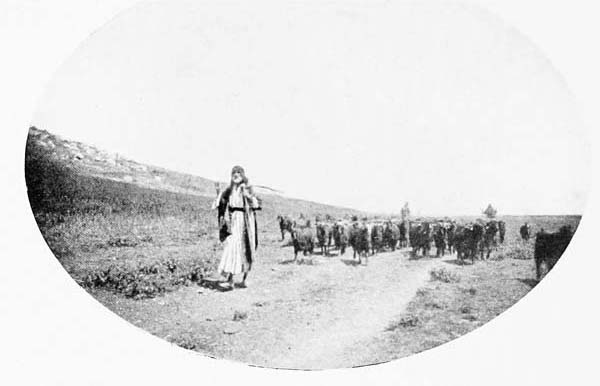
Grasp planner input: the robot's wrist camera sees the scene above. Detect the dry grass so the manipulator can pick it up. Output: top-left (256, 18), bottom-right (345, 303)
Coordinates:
top-left (351, 258), bottom-right (539, 363)
top-left (346, 214), bottom-right (581, 365)
top-left (25, 127), bottom-right (583, 368)
top-left (429, 267), bottom-right (461, 283)
top-left (25, 128), bottom-right (365, 299)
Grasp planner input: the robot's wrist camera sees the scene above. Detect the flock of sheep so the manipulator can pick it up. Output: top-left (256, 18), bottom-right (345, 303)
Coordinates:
top-left (276, 215), bottom-right (507, 265)
top-left (277, 214), bottom-right (576, 281)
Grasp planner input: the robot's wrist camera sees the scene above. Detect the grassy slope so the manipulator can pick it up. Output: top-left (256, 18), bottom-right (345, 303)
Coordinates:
top-left (25, 127), bottom-right (365, 297)
top-left (25, 126), bottom-right (581, 300)
top-left (25, 127), bottom-right (583, 364)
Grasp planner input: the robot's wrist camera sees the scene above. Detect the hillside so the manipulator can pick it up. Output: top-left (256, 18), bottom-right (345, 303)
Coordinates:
top-left (27, 127), bottom-right (279, 198)
top-left (25, 127), bottom-right (365, 223)
top-left (25, 127), bottom-right (367, 293)
top-left (23, 127), bottom-right (582, 369)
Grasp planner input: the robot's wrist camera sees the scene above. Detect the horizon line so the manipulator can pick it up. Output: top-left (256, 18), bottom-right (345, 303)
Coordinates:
top-left (27, 126), bottom-right (585, 218)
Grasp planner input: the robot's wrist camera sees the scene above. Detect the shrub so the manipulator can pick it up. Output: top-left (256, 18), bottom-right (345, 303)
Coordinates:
top-left (233, 311), bottom-right (248, 321)
top-left (386, 315), bottom-right (420, 331)
top-left (430, 268), bottom-right (461, 283)
top-left (80, 258), bottom-right (206, 299)
top-left (416, 287), bottom-right (429, 297)
top-left (107, 237), bottom-right (139, 248)
top-left (168, 334), bottom-right (198, 350)
top-left (424, 301), bottom-right (444, 309)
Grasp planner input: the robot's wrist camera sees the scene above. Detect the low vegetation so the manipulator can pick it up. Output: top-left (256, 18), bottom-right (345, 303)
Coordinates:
top-left (429, 267), bottom-right (461, 283)
top-left (80, 258), bottom-right (206, 299)
top-left (25, 127), bottom-right (582, 368)
top-left (349, 256), bottom-right (541, 364)
top-left (25, 127), bottom-right (364, 299)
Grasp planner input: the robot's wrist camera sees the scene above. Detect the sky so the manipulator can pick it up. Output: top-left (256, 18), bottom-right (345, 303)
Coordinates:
top-left (32, 0), bottom-right (590, 215)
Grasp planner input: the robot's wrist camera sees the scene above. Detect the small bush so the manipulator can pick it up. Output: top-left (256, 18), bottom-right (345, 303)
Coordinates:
top-left (80, 258), bottom-right (206, 299)
top-left (416, 287), bottom-right (429, 297)
top-left (461, 287), bottom-right (477, 296)
top-left (233, 311), bottom-right (248, 321)
top-left (424, 301), bottom-right (444, 309)
top-left (430, 268), bottom-right (461, 283)
top-left (107, 237), bottom-right (138, 248)
top-left (386, 315), bottom-right (420, 331)
top-left (168, 335), bottom-right (198, 350)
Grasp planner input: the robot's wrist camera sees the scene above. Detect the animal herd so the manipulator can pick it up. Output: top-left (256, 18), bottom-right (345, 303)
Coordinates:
top-left (277, 214), bottom-right (507, 264)
top-left (276, 214), bottom-right (575, 279)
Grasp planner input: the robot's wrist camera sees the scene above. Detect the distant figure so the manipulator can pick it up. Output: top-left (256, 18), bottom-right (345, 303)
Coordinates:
top-left (483, 204), bottom-right (497, 219)
top-left (520, 222), bottom-right (530, 241)
top-left (211, 166), bottom-right (261, 289)
top-left (401, 202), bottom-right (410, 221)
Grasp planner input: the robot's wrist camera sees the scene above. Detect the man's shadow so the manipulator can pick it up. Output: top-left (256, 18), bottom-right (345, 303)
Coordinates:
top-left (199, 278), bottom-right (233, 292)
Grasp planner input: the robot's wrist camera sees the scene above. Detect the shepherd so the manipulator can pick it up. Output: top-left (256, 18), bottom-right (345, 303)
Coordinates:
top-left (211, 165), bottom-right (261, 289)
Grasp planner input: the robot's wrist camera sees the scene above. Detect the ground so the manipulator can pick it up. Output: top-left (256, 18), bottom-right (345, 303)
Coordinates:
top-left (90, 238), bottom-right (539, 370)
top-left (25, 127), bottom-right (581, 370)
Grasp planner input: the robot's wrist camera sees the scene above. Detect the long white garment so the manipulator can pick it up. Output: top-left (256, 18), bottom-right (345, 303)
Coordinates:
top-left (215, 186), bottom-right (259, 275)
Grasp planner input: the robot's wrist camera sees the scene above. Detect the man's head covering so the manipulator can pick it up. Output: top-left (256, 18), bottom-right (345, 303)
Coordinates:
top-left (231, 165), bottom-right (245, 175)
top-left (230, 165), bottom-right (248, 184)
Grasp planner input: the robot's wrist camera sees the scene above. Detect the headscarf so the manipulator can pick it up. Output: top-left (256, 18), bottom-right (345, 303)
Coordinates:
top-left (231, 165), bottom-right (248, 185)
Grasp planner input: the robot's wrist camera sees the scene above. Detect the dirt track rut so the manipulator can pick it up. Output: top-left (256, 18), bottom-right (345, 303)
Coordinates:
top-left (96, 246), bottom-right (449, 369)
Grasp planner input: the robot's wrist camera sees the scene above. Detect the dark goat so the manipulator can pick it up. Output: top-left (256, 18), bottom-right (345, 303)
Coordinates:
top-left (520, 224), bottom-right (530, 241)
top-left (370, 223), bottom-right (385, 255)
top-left (332, 222), bottom-right (349, 255)
top-left (480, 220), bottom-right (498, 259)
top-left (348, 222), bottom-right (370, 264)
top-left (534, 226), bottom-right (573, 280)
top-left (383, 221), bottom-right (400, 251)
top-left (316, 222), bottom-right (333, 256)
top-left (291, 223), bottom-right (315, 260)
top-left (410, 222), bottom-right (433, 257)
top-left (433, 224), bottom-right (447, 257)
top-left (277, 215), bottom-right (295, 241)
top-left (498, 220), bottom-right (506, 244)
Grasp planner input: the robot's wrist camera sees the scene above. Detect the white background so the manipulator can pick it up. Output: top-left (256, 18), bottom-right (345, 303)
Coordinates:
top-left (0, 1), bottom-right (598, 385)
top-left (27, 0), bottom-right (590, 216)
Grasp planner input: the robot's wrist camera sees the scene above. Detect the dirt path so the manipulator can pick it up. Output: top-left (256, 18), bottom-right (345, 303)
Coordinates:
top-left (94, 245), bottom-right (450, 369)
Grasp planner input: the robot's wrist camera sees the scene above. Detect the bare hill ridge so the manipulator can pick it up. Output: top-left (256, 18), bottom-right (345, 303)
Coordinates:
top-left (25, 127), bottom-right (364, 220)
top-left (28, 126), bottom-right (234, 198)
